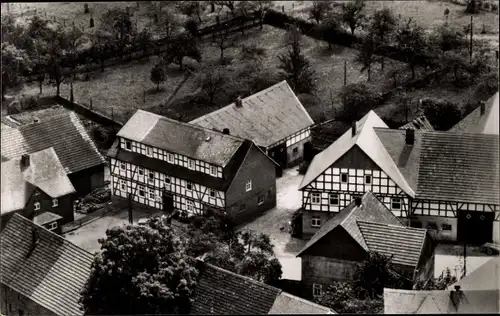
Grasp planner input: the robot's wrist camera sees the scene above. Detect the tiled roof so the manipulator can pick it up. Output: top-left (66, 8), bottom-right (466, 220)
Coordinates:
top-left (189, 81), bottom-right (315, 148)
top-left (297, 191), bottom-right (405, 257)
top-left (399, 115), bottom-right (434, 131)
top-left (383, 288), bottom-right (500, 314)
top-left (117, 110), bottom-right (245, 167)
top-left (107, 138), bottom-right (254, 191)
top-left (299, 111), bottom-right (415, 198)
top-left (2, 105), bottom-right (69, 126)
top-left (191, 261), bottom-right (333, 315)
top-left (449, 92), bottom-right (499, 135)
top-left (0, 213), bottom-right (94, 316)
top-left (33, 211), bottom-right (63, 226)
top-left (1, 147), bottom-right (76, 214)
top-left (356, 221), bottom-right (427, 267)
top-left (449, 256), bottom-right (500, 291)
top-left (1, 110), bottom-right (106, 174)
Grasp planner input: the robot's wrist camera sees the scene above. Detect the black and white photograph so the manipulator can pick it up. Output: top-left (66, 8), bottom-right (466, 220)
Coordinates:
top-left (0, 0), bottom-right (498, 315)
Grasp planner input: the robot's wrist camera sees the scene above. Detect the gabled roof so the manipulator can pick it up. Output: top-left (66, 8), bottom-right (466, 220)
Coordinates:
top-left (191, 261), bottom-right (333, 315)
top-left (399, 115), bottom-right (434, 131)
top-left (1, 147), bottom-right (76, 214)
top-left (117, 110), bottom-right (246, 167)
top-left (0, 213), bottom-right (94, 316)
top-left (449, 92), bottom-right (499, 135)
top-left (189, 80), bottom-right (315, 148)
top-left (299, 111), bottom-right (415, 198)
top-left (449, 256), bottom-right (500, 291)
top-left (1, 110), bottom-right (106, 174)
top-left (383, 288), bottom-right (500, 314)
top-left (297, 191), bottom-right (405, 257)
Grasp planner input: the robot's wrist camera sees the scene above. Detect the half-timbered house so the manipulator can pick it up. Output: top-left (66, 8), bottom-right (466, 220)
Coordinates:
top-left (299, 110), bottom-right (499, 244)
top-left (108, 110), bottom-right (278, 225)
top-left (189, 80), bottom-right (315, 173)
top-left (297, 192), bottom-right (435, 299)
top-left (1, 148), bottom-right (76, 231)
top-left (448, 92), bottom-right (499, 135)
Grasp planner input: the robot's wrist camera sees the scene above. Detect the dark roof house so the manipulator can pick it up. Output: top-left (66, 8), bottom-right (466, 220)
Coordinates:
top-left (0, 213), bottom-right (94, 316)
top-left (191, 261), bottom-right (334, 315)
top-left (449, 92), bottom-right (499, 135)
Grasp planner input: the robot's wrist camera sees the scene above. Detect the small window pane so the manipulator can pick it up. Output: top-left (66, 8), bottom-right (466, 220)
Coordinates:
top-left (341, 173), bottom-right (348, 183)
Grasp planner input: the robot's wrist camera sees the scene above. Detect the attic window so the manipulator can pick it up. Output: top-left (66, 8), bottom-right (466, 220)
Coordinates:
top-left (120, 161), bottom-right (126, 170)
top-left (329, 194), bottom-right (339, 205)
top-left (365, 175), bottom-right (372, 184)
top-left (341, 173), bottom-right (348, 183)
top-left (125, 140), bottom-right (132, 150)
top-left (391, 198), bottom-right (401, 210)
top-left (52, 199), bottom-right (58, 207)
top-left (34, 202), bottom-right (41, 211)
top-left (311, 192), bottom-right (321, 204)
top-left (188, 159), bottom-right (195, 170)
top-left (167, 153), bottom-right (174, 163)
top-left (210, 166), bottom-right (217, 176)
top-left (245, 180), bottom-right (252, 192)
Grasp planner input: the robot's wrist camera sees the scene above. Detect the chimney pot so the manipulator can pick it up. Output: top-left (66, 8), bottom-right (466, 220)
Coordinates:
top-left (406, 129), bottom-right (415, 145)
top-left (351, 121), bottom-right (357, 137)
top-left (21, 154), bottom-right (30, 168)
top-left (235, 96), bottom-right (243, 107)
top-left (222, 128), bottom-right (230, 135)
top-left (480, 101), bottom-right (486, 115)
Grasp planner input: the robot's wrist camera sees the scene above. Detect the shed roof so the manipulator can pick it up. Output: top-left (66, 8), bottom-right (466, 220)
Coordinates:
top-left (0, 213), bottom-right (94, 316)
top-left (189, 80), bottom-right (315, 148)
top-left (399, 115), bottom-right (434, 131)
top-left (449, 92), bottom-right (499, 135)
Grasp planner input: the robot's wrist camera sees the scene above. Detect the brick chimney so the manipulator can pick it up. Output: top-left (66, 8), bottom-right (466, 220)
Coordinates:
top-left (406, 129), bottom-right (415, 145)
top-left (222, 128), bottom-right (230, 135)
top-left (351, 121), bottom-right (357, 137)
top-left (20, 154), bottom-right (30, 169)
top-left (235, 96), bottom-right (243, 107)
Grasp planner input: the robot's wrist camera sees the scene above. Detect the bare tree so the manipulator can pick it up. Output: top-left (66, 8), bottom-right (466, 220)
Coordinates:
top-left (342, 0), bottom-right (366, 35)
top-left (214, 28), bottom-right (233, 60)
top-left (196, 65), bottom-right (230, 104)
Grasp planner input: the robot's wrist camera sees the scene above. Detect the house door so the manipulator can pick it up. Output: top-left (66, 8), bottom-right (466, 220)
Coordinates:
top-left (162, 191), bottom-right (174, 214)
top-left (457, 210), bottom-right (494, 244)
top-left (269, 143), bottom-right (287, 177)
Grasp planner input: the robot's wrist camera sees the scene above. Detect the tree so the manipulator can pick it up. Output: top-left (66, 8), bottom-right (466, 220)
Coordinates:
top-left (430, 24), bottom-right (467, 55)
top-left (163, 34), bottom-right (202, 70)
top-left (319, 13), bottom-right (342, 49)
top-left (177, 1), bottom-right (206, 23)
top-left (65, 26), bottom-right (85, 80)
top-left (465, 0), bottom-right (482, 14)
top-left (185, 19), bottom-right (200, 37)
top-left (342, 0), bottom-right (366, 35)
top-left (242, 0), bottom-right (273, 29)
top-left (421, 97), bottom-right (463, 131)
top-left (90, 28), bottom-right (114, 72)
top-left (277, 26), bottom-right (316, 94)
top-left (394, 19), bottom-right (431, 79)
top-left (150, 64), bottom-right (165, 91)
top-left (137, 28), bottom-right (152, 57)
top-left (214, 1), bottom-right (236, 16)
top-left (314, 282), bottom-right (384, 314)
top-left (309, 1), bottom-right (332, 24)
top-left (45, 25), bottom-right (70, 96)
top-left (354, 34), bottom-right (379, 81)
top-left (195, 64), bottom-right (230, 104)
top-left (80, 217), bottom-right (199, 315)
top-left (414, 267), bottom-right (458, 290)
top-left (337, 83), bottom-right (383, 121)
top-left (213, 29), bottom-right (234, 60)
top-left (156, 6), bottom-right (182, 40)
top-left (99, 8), bottom-right (136, 57)
top-left (368, 8), bottom-right (397, 70)
top-left (240, 43), bottom-right (266, 62)
top-left (1, 42), bottom-right (30, 100)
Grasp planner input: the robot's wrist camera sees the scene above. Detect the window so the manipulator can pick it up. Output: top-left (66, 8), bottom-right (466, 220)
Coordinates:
top-left (49, 222), bottom-right (57, 231)
top-left (311, 192), bottom-right (321, 204)
top-left (258, 195), bottom-right (264, 205)
top-left (442, 223), bottom-right (452, 231)
top-left (210, 166), bottom-right (217, 176)
top-left (138, 167), bottom-right (144, 176)
top-left (313, 283), bottom-right (323, 297)
top-left (365, 175), bottom-right (372, 184)
top-left (120, 179), bottom-right (127, 191)
top-left (148, 171), bottom-right (155, 183)
top-left (341, 173), bottom-right (348, 183)
top-left (427, 222), bottom-right (438, 230)
top-left (164, 176), bottom-right (171, 187)
top-left (329, 194), bottom-right (339, 205)
top-left (120, 161), bottom-right (126, 170)
top-left (138, 186), bottom-right (145, 197)
top-left (125, 140), bottom-right (132, 150)
top-left (166, 153), bottom-right (174, 163)
top-left (186, 182), bottom-right (193, 191)
top-left (146, 147), bottom-right (153, 157)
top-left (34, 202), bottom-right (40, 210)
top-left (208, 189), bottom-right (216, 198)
top-left (292, 147), bottom-right (299, 155)
top-left (188, 159), bottom-right (195, 170)
top-left (311, 216), bottom-right (321, 227)
top-left (391, 198), bottom-right (401, 210)
top-left (52, 198), bottom-right (58, 207)
top-left (186, 200), bottom-right (194, 212)
top-left (149, 187), bottom-right (155, 200)
top-left (245, 180), bottom-right (252, 192)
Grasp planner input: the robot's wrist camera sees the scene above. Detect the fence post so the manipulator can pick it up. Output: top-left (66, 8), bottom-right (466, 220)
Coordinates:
top-left (344, 61), bottom-right (347, 86)
top-left (90, 97), bottom-right (93, 110)
top-left (111, 108), bottom-right (114, 120)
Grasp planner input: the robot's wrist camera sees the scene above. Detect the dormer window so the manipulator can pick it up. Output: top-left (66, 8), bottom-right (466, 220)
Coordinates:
top-left (34, 202), bottom-right (41, 210)
top-left (245, 180), bottom-right (252, 192)
top-left (125, 140), bottom-right (132, 151)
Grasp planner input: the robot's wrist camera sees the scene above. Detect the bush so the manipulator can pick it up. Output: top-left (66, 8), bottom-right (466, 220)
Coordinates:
top-left (337, 83), bottom-right (383, 121)
top-left (421, 98), bottom-right (463, 131)
top-left (298, 161), bottom-right (310, 175)
top-left (492, 2), bottom-right (498, 12)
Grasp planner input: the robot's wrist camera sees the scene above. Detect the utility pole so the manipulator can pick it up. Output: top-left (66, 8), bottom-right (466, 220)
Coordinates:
top-left (344, 61), bottom-right (347, 86)
top-left (469, 16), bottom-right (473, 64)
top-left (462, 242), bottom-right (467, 279)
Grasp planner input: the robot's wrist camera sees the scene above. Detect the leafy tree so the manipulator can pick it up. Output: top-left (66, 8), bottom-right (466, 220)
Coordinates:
top-left (354, 34), bottom-right (380, 81)
top-left (163, 34), bottom-right (202, 70)
top-left (368, 8), bottom-right (397, 70)
top-left (309, 1), bottom-right (332, 24)
top-left (465, 0), bottom-right (482, 14)
top-left (195, 64), bottom-right (230, 104)
top-left (440, 51), bottom-right (467, 82)
top-left (277, 26), bottom-right (316, 94)
top-left (137, 27), bottom-right (152, 57)
top-left (319, 13), bottom-right (343, 49)
top-left (414, 267), bottom-right (458, 290)
top-left (150, 64), bottom-right (165, 91)
top-left (213, 29), bottom-right (234, 60)
top-left (177, 1), bottom-right (206, 23)
top-left (1, 15), bottom-right (28, 50)
top-left (156, 6), bottom-right (182, 40)
top-left (314, 282), bottom-right (383, 314)
top-left (337, 83), bottom-right (383, 121)
top-left (65, 26), bottom-right (85, 80)
top-left (242, 0), bottom-right (273, 29)
top-left (394, 19), bottom-right (431, 79)
top-left (214, 1), bottom-right (236, 16)
top-left (185, 19), bottom-right (200, 37)
top-left (99, 8), bottom-right (136, 57)
top-left (431, 24), bottom-right (468, 55)
top-left (421, 98), bottom-right (463, 131)
top-left (79, 217), bottom-right (198, 315)
top-left (1, 42), bottom-right (31, 100)
top-left (342, 0), bottom-right (366, 35)
top-left (45, 25), bottom-right (70, 96)
top-left (90, 28), bottom-right (114, 72)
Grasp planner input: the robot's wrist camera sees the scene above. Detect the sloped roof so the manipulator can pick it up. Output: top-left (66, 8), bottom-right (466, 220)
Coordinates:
top-left (117, 110), bottom-right (245, 167)
top-left (191, 261), bottom-right (333, 315)
top-left (449, 256), bottom-right (500, 291)
top-left (297, 191), bottom-right (405, 257)
top-left (449, 92), bottom-right (499, 135)
top-left (383, 288), bottom-right (500, 314)
top-left (399, 115), bottom-right (434, 131)
top-left (1, 147), bottom-right (76, 214)
top-left (299, 111), bottom-right (415, 198)
top-left (33, 211), bottom-right (63, 226)
top-left (1, 110), bottom-right (105, 174)
top-left (2, 105), bottom-right (69, 126)
top-left (0, 213), bottom-right (94, 316)
top-left (189, 80), bottom-right (315, 148)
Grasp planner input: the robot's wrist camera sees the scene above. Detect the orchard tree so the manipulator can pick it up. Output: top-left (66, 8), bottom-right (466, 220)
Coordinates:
top-left (277, 26), bottom-right (316, 94)
top-left (90, 28), bottom-right (114, 72)
top-left (79, 217), bottom-right (199, 315)
top-left (150, 63), bottom-right (165, 91)
top-left (342, 0), bottom-right (366, 35)
top-left (368, 8), bottom-right (397, 70)
top-left (195, 64), bottom-right (230, 104)
top-left (309, 1), bottom-right (332, 24)
top-left (214, 1), bottom-right (236, 16)
top-left (177, 1), bottom-right (206, 23)
top-left (354, 34), bottom-right (380, 81)
top-left (99, 8), bottom-right (136, 57)
top-left (243, 0), bottom-right (273, 29)
top-left (394, 19), bottom-right (431, 79)
top-left (163, 34), bottom-right (202, 70)
top-left (421, 97), bottom-right (463, 131)
top-left (137, 27), bottom-right (153, 57)
top-left (320, 13), bottom-right (343, 49)
top-left (45, 25), bottom-right (70, 96)
top-left (65, 26), bottom-right (85, 80)
top-left (1, 42), bottom-right (31, 100)
top-left (337, 82), bottom-right (383, 121)
top-left (157, 6), bottom-right (182, 40)
top-left (213, 29), bottom-right (234, 60)
top-left (430, 24), bottom-right (467, 55)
